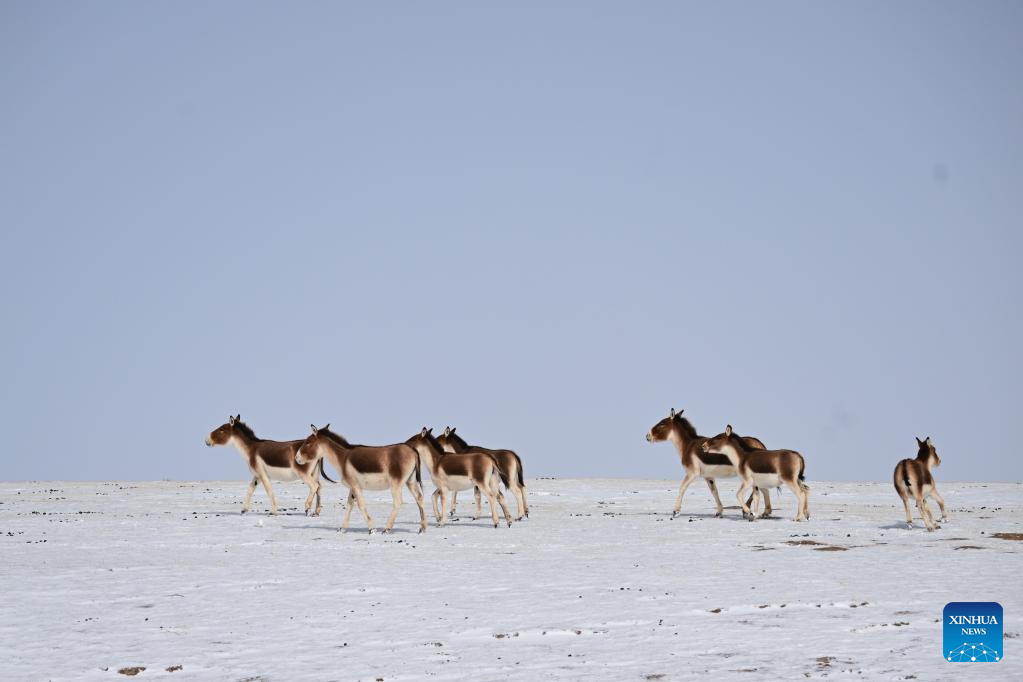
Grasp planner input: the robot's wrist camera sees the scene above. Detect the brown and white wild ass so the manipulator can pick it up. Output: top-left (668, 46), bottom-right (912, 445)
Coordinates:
top-left (295, 425), bottom-right (427, 534)
top-left (205, 415), bottom-right (335, 515)
top-left (646, 408), bottom-right (772, 517)
top-left (701, 425), bottom-right (810, 521)
top-left (893, 437), bottom-right (947, 531)
top-left (436, 426), bottom-right (529, 521)
top-left (406, 428), bottom-right (513, 528)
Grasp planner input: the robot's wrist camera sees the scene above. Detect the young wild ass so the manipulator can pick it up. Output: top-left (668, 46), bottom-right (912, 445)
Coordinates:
top-left (436, 426), bottom-right (529, 521)
top-left (893, 437), bottom-right (947, 531)
top-left (406, 428), bottom-right (513, 528)
top-left (646, 408), bottom-right (772, 517)
top-left (701, 425), bottom-right (810, 522)
top-left (295, 425), bottom-right (427, 534)
top-left (205, 415), bottom-right (335, 515)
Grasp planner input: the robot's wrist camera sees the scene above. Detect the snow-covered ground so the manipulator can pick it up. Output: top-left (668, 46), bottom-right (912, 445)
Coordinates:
top-left (1, 479), bottom-right (1020, 681)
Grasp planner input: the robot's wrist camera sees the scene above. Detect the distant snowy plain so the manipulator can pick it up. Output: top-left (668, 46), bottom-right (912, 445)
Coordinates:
top-left (1, 479), bottom-right (1020, 681)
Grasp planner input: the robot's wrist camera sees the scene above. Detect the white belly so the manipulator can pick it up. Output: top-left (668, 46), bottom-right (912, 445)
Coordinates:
top-left (699, 465), bottom-right (737, 479)
top-left (751, 473), bottom-right (782, 488)
top-left (444, 475), bottom-right (475, 492)
top-left (265, 465), bottom-right (299, 482)
top-left (351, 472), bottom-right (392, 490)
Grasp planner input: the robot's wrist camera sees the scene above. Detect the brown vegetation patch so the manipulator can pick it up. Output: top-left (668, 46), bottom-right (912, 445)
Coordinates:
top-left (954, 545), bottom-right (985, 550)
top-left (814, 545), bottom-right (848, 552)
top-left (118, 668), bottom-right (146, 677)
top-left (993, 532), bottom-right (1023, 541)
top-left (785, 540), bottom-right (825, 546)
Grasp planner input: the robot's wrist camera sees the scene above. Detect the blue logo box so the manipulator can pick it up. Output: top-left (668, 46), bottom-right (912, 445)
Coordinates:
top-left (944, 602), bottom-right (1003, 662)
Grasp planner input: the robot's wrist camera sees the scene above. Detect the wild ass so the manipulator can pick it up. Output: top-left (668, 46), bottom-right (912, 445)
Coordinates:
top-left (436, 426), bottom-right (529, 521)
top-left (295, 425), bottom-right (427, 534)
top-left (205, 415), bottom-right (335, 515)
top-left (701, 425), bottom-right (810, 522)
top-left (893, 437), bottom-right (947, 531)
top-left (406, 428), bottom-right (513, 528)
top-left (646, 408), bottom-right (772, 517)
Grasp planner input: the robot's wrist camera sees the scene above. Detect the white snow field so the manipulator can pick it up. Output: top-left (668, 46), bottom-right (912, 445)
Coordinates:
top-left (1, 479), bottom-right (1020, 681)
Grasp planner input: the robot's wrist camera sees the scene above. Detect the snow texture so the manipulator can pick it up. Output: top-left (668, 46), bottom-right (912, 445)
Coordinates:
top-left (1, 479), bottom-right (1020, 681)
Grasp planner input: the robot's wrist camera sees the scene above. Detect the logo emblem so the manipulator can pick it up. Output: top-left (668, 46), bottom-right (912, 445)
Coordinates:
top-left (944, 602), bottom-right (1002, 662)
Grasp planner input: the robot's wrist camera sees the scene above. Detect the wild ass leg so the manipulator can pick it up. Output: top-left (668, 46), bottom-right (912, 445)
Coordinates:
top-left (705, 478), bottom-right (725, 517)
top-left (493, 480), bottom-right (513, 528)
top-left (912, 489), bottom-right (936, 531)
top-left (899, 492), bottom-right (914, 527)
top-left (255, 466), bottom-right (278, 515)
top-left (672, 471), bottom-right (698, 517)
top-left (761, 488), bottom-right (773, 517)
top-left (340, 490), bottom-right (355, 532)
top-left (785, 480), bottom-right (807, 521)
top-left (433, 490), bottom-right (446, 523)
top-left (511, 481), bottom-right (526, 522)
top-left (736, 478), bottom-right (754, 521)
top-left (296, 469), bottom-right (320, 516)
top-left (351, 487), bottom-right (374, 533)
top-left (473, 486), bottom-right (482, 520)
top-left (437, 488), bottom-right (449, 527)
top-left (383, 484), bottom-right (403, 532)
top-left (406, 478), bottom-right (427, 533)
top-left (449, 491), bottom-right (458, 517)
top-left (931, 488), bottom-right (948, 522)
top-left (241, 476), bottom-right (259, 514)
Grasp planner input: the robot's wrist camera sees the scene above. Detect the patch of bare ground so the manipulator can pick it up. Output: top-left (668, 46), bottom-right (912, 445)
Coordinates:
top-left (166, 665), bottom-right (182, 672)
top-left (954, 545), bottom-right (985, 550)
top-left (814, 545), bottom-right (848, 551)
top-left (118, 668), bottom-right (145, 677)
top-left (785, 540), bottom-right (824, 546)
top-left (993, 532), bottom-right (1023, 541)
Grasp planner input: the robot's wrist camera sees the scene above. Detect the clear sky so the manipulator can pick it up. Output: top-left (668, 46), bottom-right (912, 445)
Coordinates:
top-left (2, 2), bottom-right (1020, 482)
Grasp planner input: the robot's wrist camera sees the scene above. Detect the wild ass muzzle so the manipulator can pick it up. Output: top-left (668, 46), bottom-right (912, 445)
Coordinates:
top-left (646, 408), bottom-right (772, 517)
top-left (893, 437), bottom-right (947, 531)
top-left (437, 426), bottom-right (529, 521)
top-left (406, 428), bottom-right (513, 528)
top-left (295, 425), bottom-right (427, 534)
top-left (205, 415), bottom-right (335, 515)
top-left (701, 425), bottom-right (810, 522)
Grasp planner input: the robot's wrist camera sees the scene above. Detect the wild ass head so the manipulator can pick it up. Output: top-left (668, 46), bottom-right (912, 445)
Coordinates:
top-left (437, 426), bottom-right (468, 452)
top-left (295, 423), bottom-right (331, 466)
top-left (407, 427), bottom-right (444, 454)
top-left (700, 425), bottom-right (744, 464)
top-left (916, 436), bottom-right (941, 468)
top-left (206, 415), bottom-right (246, 447)
top-left (646, 408), bottom-right (693, 442)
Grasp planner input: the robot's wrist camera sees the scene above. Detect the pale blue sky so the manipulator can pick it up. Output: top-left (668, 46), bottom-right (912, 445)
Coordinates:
top-left (2, 2), bottom-right (1020, 481)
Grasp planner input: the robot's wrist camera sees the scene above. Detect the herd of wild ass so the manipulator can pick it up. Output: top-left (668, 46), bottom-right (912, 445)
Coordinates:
top-left (204, 407), bottom-right (948, 533)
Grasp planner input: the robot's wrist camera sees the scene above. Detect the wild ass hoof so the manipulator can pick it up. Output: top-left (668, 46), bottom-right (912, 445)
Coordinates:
top-left (240, 509), bottom-right (248, 515)
top-left (714, 511), bottom-right (723, 518)
top-left (671, 510), bottom-right (680, 519)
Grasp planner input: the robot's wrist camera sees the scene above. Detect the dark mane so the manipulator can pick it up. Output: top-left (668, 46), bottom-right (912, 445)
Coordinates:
top-left (673, 415), bottom-right (699, 440)
top-left (424, 430), bottom-right (446, 454)
top-left (446, 431), bottom-right (470, 450)
top-left (728, 432), bottom-right (753, 451)
top-left (232, 420), bottom-right (261, 442)
top-left (320, 427), bottom-right (351, 448)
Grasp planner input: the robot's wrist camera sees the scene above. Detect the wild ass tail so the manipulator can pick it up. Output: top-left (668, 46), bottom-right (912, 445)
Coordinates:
top-left (318, 458), bottom-right (337, 484)
top-left (414, 452), bottom-right (423, 486)
top-left (514, 453), bottom-right (525, 489)
top-left (797, 457), bottom-right (810, 491)
top-left (489, 455), bottom-right (510, 489)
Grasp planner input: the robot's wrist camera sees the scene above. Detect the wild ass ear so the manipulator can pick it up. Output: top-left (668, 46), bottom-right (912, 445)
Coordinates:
top-left (421, 427), bottom-right (428, 436)
top-left (924, 436), bottom-right (932, 445)
top-left (427, 427), bottom-right (434, 434)
top-left (323, 423), bottom-right (329, 431)
top-left (916, 436), bottom-right (923, 446)
top-left (669, 407), bottom-right (676, 418)
top-left (444, 426), bottom-right (451, 436)
top-left (725, 424), bottom-right (733, 436)
top-left (310, 424), bottom-right (318, 434)
top-left (229, 415), bottom-right (237, 425)
top-left (450, 427), bottom-right (456, 434)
